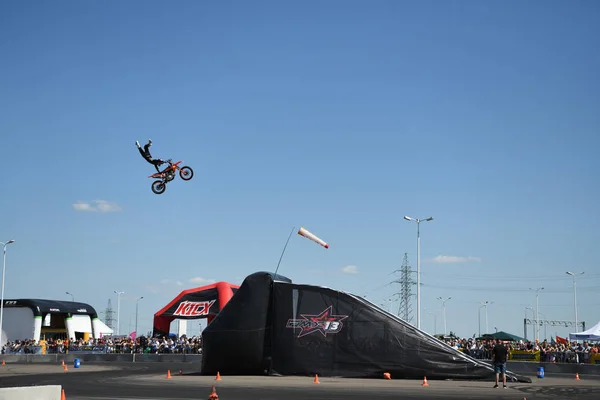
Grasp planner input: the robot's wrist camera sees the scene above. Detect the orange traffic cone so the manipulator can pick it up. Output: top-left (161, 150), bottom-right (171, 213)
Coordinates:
top-left (422, 376), bottom-right (429, 386)
top-left (63, 364), bottom-right (68, 372)
top-left (61, 360), bottom-right (65, 366)
top-left (215, 371), bottom-right (222, 380)
top-left (166, 370), bottom-right (172, 379)
top-left (383, 372), bottom-right (391, 380)
top-left (1, 360), bottom-right (5, 366)
top-left (61, 389), bottom-right (67, 400)
top-left (313, 374), bottom-right (320, 384)
top-left (208, 385), bottom-right (219, 400)
top-left (575, 373), bottom-right (580, 380)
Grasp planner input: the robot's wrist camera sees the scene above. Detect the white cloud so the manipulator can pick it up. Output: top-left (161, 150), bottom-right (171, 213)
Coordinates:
top-left (73, 200), bottom-right (122, 213)
top-left (341, 265), bottom-right (359, 274)
top-left (430, 255), bottom-right (483, 264)
top-left (189, 277), bottom-right (216, 285)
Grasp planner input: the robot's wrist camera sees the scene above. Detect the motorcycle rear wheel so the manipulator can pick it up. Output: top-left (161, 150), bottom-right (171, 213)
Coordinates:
top-left (152, 180), bottom-right (166, 194)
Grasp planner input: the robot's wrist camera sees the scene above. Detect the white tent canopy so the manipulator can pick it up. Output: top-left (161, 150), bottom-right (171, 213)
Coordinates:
top-left (94, 319), bottom-right (114, 336)
top-left (569, 319), bottom-right (600, 341)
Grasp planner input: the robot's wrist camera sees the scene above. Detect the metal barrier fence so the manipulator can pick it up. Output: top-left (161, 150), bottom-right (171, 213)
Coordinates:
top-left (459, 348), bottom-right (598, 364)
top-left (5, 345), bottom-right (597, 364)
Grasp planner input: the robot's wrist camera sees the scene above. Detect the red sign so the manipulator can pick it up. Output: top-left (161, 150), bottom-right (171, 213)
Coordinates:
top-left (173, 300), bottom-right (216, 317)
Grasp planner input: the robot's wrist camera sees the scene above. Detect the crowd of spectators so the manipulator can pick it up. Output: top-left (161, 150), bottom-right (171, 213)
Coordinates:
top-left (442, 337), bottom-right (599, 363)
top-left (3, 334), bottom-right (599, 364)
top-left (2, 335), bottom-right (203, 355)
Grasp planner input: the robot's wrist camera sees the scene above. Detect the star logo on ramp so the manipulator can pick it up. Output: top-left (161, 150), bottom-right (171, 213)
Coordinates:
top-left (286, 306), bottom-right (349, 338)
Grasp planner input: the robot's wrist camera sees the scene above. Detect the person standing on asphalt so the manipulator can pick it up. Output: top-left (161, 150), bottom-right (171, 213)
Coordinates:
top-left (492, 339), bottom-right (509, 388)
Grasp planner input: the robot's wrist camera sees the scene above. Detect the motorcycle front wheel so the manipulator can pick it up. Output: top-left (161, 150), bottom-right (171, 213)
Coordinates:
top-left (179, 166), bottom-right (194, 181)
top-left (152, 180), bottom-right (166, 194)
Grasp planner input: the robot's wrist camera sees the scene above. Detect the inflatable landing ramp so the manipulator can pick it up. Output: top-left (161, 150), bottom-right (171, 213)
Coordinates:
top-left (201, 272), bottom-right (531, 383)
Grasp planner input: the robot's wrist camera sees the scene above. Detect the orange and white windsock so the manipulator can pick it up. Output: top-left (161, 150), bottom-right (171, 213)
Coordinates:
top-left (298, 227), bottom-right (329, 249)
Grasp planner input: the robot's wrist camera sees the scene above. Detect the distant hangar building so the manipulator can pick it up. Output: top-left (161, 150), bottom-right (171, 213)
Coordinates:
top-left (1, 299), bottom-right (113, 342)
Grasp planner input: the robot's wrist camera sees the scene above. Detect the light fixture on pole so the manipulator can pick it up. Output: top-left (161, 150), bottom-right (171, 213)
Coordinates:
top-left (529, 287), bottom-right (544, 342)
top-left (114, 290), bottom-right (124, 336)
top-left (437, 296), bottom-right (451, 335)
top-left (66, 292), bottom-right (74, 302)
top-left (403, 215), bottom-right (434, 330)
top-left (566, 271), bottom-right (584, 332)
top-left (0, 240), bottom-right (15, 352)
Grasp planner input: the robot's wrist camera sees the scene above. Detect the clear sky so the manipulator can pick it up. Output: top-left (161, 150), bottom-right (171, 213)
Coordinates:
top-left (1, 0), bottom-right (599, 341)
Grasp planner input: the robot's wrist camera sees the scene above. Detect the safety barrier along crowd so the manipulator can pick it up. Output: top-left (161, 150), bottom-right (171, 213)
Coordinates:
top-left (458, 347), bottom-right (600, 364)
top-left (5, 345), bottom-right (600, 364)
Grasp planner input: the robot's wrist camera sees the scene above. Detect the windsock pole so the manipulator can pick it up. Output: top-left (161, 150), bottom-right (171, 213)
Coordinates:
top-left (274, 226), bottom-right (295, 277)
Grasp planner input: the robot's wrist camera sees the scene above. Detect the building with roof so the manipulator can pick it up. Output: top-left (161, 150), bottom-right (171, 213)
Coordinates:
top-left (1, 299), bottom-right (113, 343)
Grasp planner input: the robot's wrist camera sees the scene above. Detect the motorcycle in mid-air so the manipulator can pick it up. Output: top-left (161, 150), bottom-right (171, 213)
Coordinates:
top-left (148, 159), bottom-right (193, 194)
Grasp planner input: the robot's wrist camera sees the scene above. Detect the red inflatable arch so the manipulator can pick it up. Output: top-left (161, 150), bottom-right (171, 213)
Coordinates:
top-left (152, 281), bottom-right (239, 337)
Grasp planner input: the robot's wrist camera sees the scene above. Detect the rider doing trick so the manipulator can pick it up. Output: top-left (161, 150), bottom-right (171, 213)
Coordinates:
top-left (135, 138), bottom-right (194, 195)
top-left (136, 139), bottom-right (166, 173)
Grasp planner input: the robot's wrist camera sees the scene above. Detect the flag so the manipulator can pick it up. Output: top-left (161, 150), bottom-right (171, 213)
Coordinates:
top-left (555, 335), bottom-right (568, 344)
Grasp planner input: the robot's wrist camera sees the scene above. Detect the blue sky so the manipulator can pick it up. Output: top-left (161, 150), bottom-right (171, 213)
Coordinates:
top-left (1, 0), bottom-right (598, 341)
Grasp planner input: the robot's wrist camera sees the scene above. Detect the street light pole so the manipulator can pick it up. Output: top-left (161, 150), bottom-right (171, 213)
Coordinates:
top-left (114, 290), bottom-right (124, 336)
top-left (529, 287), bottom-right (544, 342)
top-left (404, 215), bottom-right (434, 331)
top-left (437, 296), bottom-right (451, 335)
top-left (483, 301), bottom-right (493, 335)
top-left (525, 306), bottom-right (534, 319)
top-left (135, 296), bottom-right (143, 338)
top-left (478, 304), bottom-right (487, 336)
top-left (566, 271), bottom-right (584, 332)
top-left (425, 309), bottom-right (437, 335)
top-left (538, 312), bottom-right (548, 341)
top-left (524, 306), bottom-right (534, 341)
top-left (134, 296), bottom-right (143, 361)
top-left (66, 292), bottom-right (74, 302)
top-left (0, 240), bottom-right (15, 352)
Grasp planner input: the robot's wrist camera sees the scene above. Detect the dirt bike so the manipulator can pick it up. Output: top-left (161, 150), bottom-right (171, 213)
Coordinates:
top-left (148, 159), bottom-right (193, 194)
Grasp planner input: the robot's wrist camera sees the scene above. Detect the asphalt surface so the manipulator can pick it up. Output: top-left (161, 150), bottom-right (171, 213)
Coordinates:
top-left (1, 361), bottom-right (599, 400)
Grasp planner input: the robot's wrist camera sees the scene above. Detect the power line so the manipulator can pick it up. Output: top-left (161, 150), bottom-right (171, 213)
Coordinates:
top-left (362, 271), bottom-right (600, 305)
top-left (419, 272), bottom-right (600, 282)
top-left (422, 283), bottom-right (600, 293)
